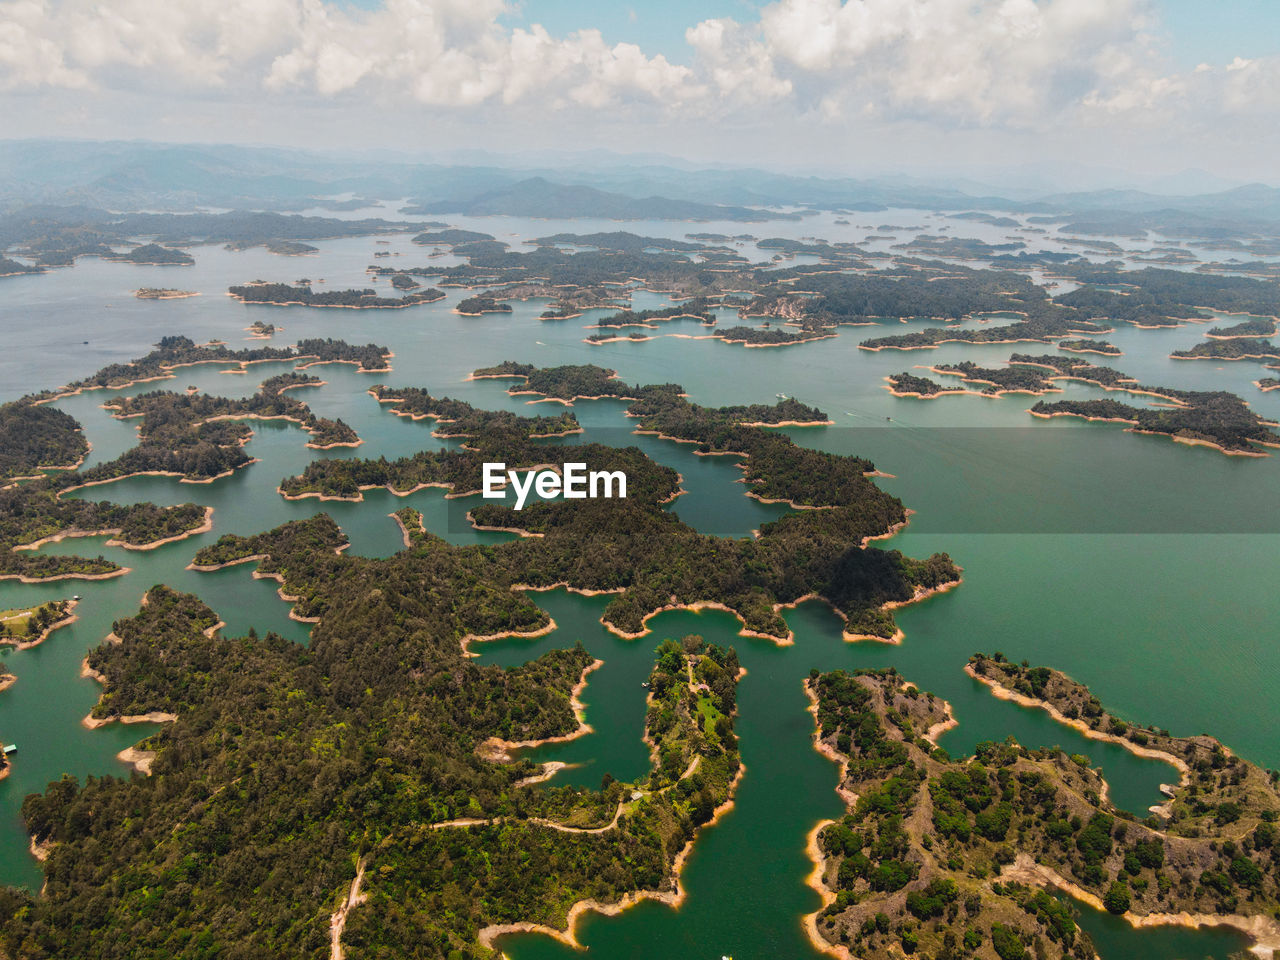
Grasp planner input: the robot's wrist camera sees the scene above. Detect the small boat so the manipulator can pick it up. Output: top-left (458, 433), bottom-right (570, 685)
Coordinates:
top-left (776, 393), bottom-right (788, 400)
top-left (72, 595), bottom-right (82, 601)
top-left (2, 744), bottom-right (16, 756)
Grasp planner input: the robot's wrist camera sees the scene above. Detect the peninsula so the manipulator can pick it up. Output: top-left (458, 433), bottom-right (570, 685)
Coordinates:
top-left (805, 655), bottom-right (1280, 959)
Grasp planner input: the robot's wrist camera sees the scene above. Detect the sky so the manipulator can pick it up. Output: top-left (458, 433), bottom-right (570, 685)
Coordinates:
top-left (1, 0), bottom-right (1278, 188)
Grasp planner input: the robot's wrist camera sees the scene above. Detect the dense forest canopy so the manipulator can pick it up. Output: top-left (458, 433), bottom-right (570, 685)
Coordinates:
top-left (808, 657), bottom-right (1280, 959)
top-left (0, 402), bottom-right (87, 480)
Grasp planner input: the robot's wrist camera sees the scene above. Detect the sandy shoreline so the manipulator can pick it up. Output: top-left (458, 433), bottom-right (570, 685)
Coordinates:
top-left (800, 680), bottom-right (860, 959)
top-left (1029, 410), bottom-right (1272, 457)
top-left (459, 618), bottom-right (559, 658)
top-left (477, 762), bottom-right (747, 953)
top-left (0, 599), bottom-right (79, 650)
top-left (476, 658), bottom-right (602, 756)
top-left (1001, 852), bottom-right (1280, 955)
top-left (965, 664), bottom-right (1188, 783)
top-left (82, 709), bottom-right (178, 730)
top-left (842, 576), bottom-right (962, 645)
top-left (603, 600), bottom-right (793, 646)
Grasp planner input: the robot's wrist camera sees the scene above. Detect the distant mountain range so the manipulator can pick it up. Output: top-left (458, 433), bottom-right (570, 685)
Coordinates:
top-left (2, 139), bottom-right (1279, 236)
top-left (408, 177), bottom-right (801, 222)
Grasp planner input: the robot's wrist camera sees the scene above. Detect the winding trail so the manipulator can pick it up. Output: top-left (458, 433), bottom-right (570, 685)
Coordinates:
top-left (329, 855), bottom-right (369, 960)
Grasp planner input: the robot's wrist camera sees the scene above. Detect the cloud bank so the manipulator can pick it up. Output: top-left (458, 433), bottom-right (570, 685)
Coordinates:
top-left (0, 0), bottom-right (1274, 169)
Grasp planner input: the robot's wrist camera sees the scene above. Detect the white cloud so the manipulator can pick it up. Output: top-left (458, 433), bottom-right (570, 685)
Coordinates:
top-left (0, 0), bottom-right (695, 112)
top-left (691, 0), bottom-right (1159, 126)
top-left (686, 18), bottom-right (792, 103)
top-left (1, 0), bottom-right (1278, 148)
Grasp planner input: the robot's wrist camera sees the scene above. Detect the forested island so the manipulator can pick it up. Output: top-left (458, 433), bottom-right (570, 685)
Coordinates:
top-left (1029, 393), bottom-right (1279, 455)
top-left (1057, 339), bottom-right (1121, 356)
top-left (455, 296), bottom-right (514, 316)
top-left (25, 335), bottom-right (391, 402)
top-left (713, 325), bottom-right (837, 347)
top-left (1056, 268), bottom-right (1280, 328)
top-left (879, 350), bottom-right (1280, 453)
top-left (228, 281), bottom-right (444, 308)
top-left (108, 243), bottom-right (193, 265)
top-left (95, 374), bottom-right (361, 480)
top-left (135, 288), bottom-right (198, 300)
top-left (928, 362), bottom-right (1060, 396)
top-left (885, 372), bottom-right (953, 398)
top-left (1171, 339), bottom-right (1280, 362)
top-left (369, 385), bottom-right (581, 438)
top-left (1206, 318), bottom-right (1277, 339)
top-left (806, 655), bottom-right (1280, 959)
top-left (330, 228), bottom-right (1280, 364)
top-left (891, 234), bottom-right (1028, 259)
top-left (270, 240), bottom-right (318, 255)
top-left (411, 228), bottom-right (496, 246)
top-left (887, 357), bottom-right (1143, 400)
top-left (0, 599), bottom-right (74, 645)
top-left (1257, 378), bottom-right (1280, 392)
top-left (590, 298), bottom-right (715, 328)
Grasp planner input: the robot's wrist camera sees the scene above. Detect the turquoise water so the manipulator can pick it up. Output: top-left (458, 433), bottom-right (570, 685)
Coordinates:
top-left (0, 216), bottom-right (1276, 958)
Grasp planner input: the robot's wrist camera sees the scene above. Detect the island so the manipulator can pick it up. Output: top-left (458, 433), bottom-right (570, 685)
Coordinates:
top-left (1029, 393), bottom-right (1279, 455)
top-left (1206, 318), bottom-right (1278, 339)
top-left (135, 288), bottom-right (198, 300)
top-left (455, 295), bottom-right (514, 316)
top-left (0, 599), bottom-right (75, 647)
top-left (927, 362), bottom-right (1060, 396)
top-left (1056, 268), bottom-right (1280, 329)
top-left (1171, 338), bottom-right (1280, 362)
top-left (228, 281), bottom-right (444, 309)
top-left (263, 240), bottom-right (319, 255)
top-left (369, 385), bottom-right (581, 438)
top-left (877, 351), bottom-right (1280, 454)
top-left (25, 335), bottom-right (391, 402)
top-left (1257, 378), bottom-right (1280, 393)
top-left (0, 480), bottom-right (209, 583)
top-left (108, 243), bottom-right (194, 265)
top-left (1057, 339), bottom-right (1121, 356)
top-left (589, 298), bottom-right (715, 329)
top-left (712, 325), bottom-right (837, 347)
top-left (885, 372), bottom-right (956, 398)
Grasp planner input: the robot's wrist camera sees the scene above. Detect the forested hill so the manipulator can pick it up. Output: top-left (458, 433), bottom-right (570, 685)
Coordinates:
top-left (0, 402), bottom-right (87, 480)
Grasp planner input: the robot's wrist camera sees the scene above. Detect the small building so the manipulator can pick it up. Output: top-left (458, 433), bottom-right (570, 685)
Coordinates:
top-left (2, 744), bottom-right (16, 755)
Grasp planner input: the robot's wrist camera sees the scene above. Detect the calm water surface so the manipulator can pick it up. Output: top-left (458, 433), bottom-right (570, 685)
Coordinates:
top-left (0, 216), bottom-right (1275, 958)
